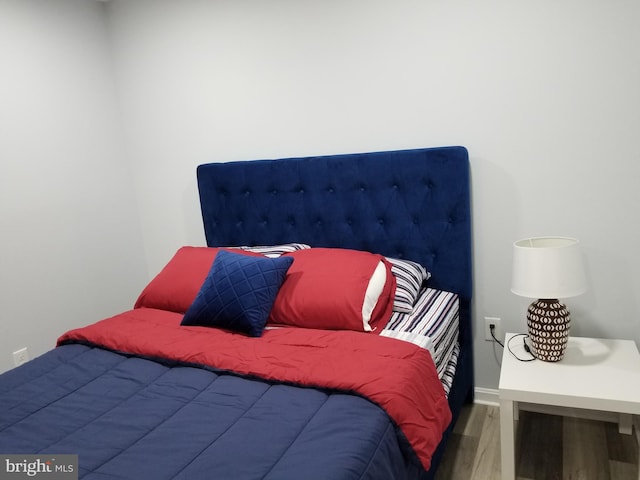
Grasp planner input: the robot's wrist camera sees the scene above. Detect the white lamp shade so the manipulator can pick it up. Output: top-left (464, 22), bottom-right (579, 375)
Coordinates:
top-left (511, 236), bottom-right (587, 299)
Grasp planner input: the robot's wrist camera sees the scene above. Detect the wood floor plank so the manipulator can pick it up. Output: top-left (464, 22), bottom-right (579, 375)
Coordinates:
top-left (605, 421), bottom-right (639, 464)
top-left (470, 405), bottom-right (502, 479)
top-left (454, 402), bottom-right (488, 437)
top-left (563, 416), bottom-right (611, 480)
top-left (516, 411), bottom-right (563, 480)
top-left (609, 460), bottom-right (637, 480)
top-left (435, 433), bottom-right (480, 480)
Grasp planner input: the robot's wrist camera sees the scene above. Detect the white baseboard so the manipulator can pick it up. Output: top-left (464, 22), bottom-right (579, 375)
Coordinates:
top-left (473, 387), bottom-right (499, 406)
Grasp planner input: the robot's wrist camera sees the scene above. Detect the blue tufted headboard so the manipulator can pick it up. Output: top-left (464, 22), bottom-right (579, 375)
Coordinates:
top-left (197, 146), bottom-right (471, 300)
top-left (196, 146), bottom-right (474, 475)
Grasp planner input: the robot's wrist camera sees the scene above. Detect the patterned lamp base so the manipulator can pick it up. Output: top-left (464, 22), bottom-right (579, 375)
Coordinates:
top-left (527, 299), bottom-right (570, 362)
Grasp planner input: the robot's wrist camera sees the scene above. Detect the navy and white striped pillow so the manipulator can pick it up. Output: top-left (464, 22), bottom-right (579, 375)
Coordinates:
top-left (386, 257), bottom-right (431, 313)
top-left (233, 243), bottom-right (311, 258)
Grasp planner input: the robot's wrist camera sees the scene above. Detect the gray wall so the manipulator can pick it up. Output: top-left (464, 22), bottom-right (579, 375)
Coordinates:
top-left (0, 0), bottom-right (146, 373)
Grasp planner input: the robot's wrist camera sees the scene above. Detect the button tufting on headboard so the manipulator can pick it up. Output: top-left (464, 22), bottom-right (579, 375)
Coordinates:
top-left (196, 146), bottom-right (471, 303)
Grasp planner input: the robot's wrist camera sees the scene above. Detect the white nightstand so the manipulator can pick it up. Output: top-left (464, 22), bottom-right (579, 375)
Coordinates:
top-left (499, 333), bottom-right (640, 480)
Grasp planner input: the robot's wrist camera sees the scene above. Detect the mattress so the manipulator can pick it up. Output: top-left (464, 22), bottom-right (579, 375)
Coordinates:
top-left (381, 288), bottom-right (460, 394)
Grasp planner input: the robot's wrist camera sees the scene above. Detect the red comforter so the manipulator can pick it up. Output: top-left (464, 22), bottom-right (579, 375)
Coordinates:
top-left (58, 307), bottom-right (451, 471)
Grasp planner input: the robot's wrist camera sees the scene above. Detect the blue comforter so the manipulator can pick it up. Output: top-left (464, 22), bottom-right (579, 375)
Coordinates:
top-left (0, 344), bottom-right (424, 479)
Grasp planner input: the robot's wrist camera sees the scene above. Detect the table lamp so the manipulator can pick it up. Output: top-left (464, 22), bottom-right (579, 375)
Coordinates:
top-left (511, 236), bottom-right (587, 362)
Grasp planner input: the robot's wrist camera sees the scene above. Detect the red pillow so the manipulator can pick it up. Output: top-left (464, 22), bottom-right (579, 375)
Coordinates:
top-left (268, 248), bottom-right (396, 332)
top-left (134, 246), bottom-right (263, 313)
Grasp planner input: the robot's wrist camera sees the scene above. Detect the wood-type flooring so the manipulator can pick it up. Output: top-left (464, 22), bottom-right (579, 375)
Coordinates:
top-left (435, 403), bottom-right (638, 480)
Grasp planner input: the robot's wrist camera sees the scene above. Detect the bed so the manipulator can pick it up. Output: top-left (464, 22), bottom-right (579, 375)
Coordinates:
top-left (0, 146), bottom-right (473, 479)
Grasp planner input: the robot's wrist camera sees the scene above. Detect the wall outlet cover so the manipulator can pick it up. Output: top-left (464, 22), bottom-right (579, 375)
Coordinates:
top-left (12, 347), bottom-right (29, 367)
top-left (484, 317), bottom-right (502, 342)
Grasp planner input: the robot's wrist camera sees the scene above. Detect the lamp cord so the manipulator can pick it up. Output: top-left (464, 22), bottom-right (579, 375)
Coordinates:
top-left (507, 333), bottom-right (536, 362)
top-left (491, 326), bottom-right (536, 362)
top-left (489, 325), bottom-right (504, 347)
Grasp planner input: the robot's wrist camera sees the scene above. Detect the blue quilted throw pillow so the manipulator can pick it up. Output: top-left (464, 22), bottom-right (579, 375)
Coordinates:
top-left (181, 250), bottom-right (294, 337)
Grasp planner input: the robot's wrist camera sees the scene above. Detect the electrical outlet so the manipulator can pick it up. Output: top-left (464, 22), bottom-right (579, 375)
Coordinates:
top-left (12, 347), bottom-right (29, 367)
top-left (484, 317), bottom-right (502, 342)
